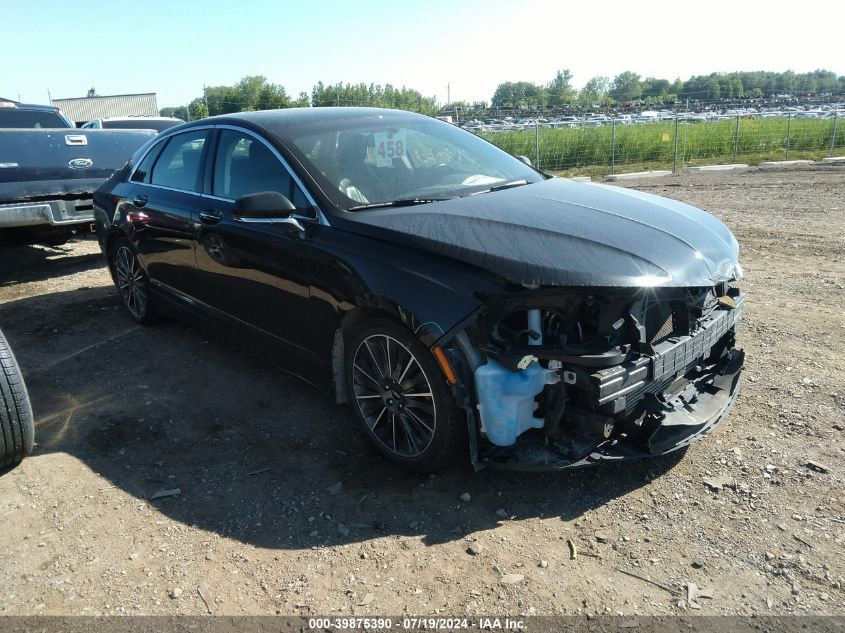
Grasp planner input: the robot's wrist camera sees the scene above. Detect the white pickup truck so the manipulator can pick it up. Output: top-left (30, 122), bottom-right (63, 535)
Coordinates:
top-left (0, 98), bottom-right (156, 245)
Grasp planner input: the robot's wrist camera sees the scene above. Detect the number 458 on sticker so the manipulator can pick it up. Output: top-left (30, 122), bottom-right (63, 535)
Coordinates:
top-left (374, 131), bottom-right (407, 167)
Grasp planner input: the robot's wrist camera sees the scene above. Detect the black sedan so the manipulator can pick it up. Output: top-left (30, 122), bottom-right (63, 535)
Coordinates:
top-left (93, 108), bottom-right (745, 471)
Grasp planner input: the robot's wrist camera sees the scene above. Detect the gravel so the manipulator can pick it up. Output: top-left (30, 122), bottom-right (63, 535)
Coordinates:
top-left (0, 165), bottom-right (842, 616)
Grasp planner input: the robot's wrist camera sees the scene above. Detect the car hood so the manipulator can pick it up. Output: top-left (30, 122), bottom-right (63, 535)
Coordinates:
top-left (338, 178), bottom-right (741, 287)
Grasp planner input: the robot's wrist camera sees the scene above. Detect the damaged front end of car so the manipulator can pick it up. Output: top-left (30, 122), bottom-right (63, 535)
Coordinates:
top-left (439, 281), bottom-right (744, 470)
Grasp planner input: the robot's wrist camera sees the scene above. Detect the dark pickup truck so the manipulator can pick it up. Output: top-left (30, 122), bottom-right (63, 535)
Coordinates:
top-left (0, 98), bottom-right (156, 245)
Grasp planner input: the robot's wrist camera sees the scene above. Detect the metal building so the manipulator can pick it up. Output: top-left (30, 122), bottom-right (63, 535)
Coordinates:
top-left (51, 93), bottom-right (159, 126)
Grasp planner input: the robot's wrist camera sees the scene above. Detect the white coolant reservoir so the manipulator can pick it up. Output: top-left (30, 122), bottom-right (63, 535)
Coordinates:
top-left (527, 308), bottom-right (542, 345)
top-left (475, 359), bottom-right (560, 446)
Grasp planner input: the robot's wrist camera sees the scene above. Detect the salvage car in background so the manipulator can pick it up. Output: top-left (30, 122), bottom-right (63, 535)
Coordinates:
top-left (0, 98), bottom-right (156, 245)
top-left (81, 116), bottom-right (184, 133)
top-left (93, 108), bottom-right (745, 471)
top-left (0, 328), bottom-right (34, 469)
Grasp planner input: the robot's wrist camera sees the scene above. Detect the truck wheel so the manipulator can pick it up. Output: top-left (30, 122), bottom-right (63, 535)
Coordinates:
top-left (0, 329), bottom-right (34, 469)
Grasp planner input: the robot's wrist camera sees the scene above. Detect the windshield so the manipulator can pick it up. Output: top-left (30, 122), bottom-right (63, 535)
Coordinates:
top-left (0, 109), bottom-right (70, 128)
top-left (286, 116), bottom-right (543, 210)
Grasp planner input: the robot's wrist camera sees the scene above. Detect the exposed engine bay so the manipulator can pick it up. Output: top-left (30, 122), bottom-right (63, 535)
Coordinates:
top-left (443, 282), bottom-right (745, 469)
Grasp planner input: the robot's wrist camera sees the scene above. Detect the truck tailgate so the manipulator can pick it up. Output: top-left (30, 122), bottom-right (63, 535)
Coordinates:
top-left (0, 128), bottom-right (156, 203)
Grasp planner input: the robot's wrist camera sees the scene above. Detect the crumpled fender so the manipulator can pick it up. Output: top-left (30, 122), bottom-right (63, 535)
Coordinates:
top-left (336, 248), bottom-right (491, 347)
top-left (316, 223), bottom-right (501, 347)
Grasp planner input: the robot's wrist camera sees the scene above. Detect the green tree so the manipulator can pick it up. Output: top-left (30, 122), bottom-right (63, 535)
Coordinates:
top-left (446, 100), bottom-right (488, 116)
top-left (812, 69), bottom-right (839, 93)
top-left (187, 97), bottom-right (208, 121)
top-left (86, 87), bottom-right (97, 98)
top-left (641, 77), bottom-right (671, 99)
top-left (160, 106), bottom-right (188, 119)
top-left (579, 76), bottom-right (610, 105)
top-left (491, 81), bottom-right (547, 109)
top-left (609, 72), bottom-right (642, 102)
top-left (546, 70), bottom-right (575, 107)
top-left (311, 81), bottom-right (436, 114)
top-left (777, 71), bottom-right (797, 95)
top-left (728, 77), bottom-right (745, 98)
top-left (448, 100), bottom-right (472, 111)
top-left (202, 75), bottom-right (293, 116)
top-left (706, 76), bottom-right (721, 100)
top-left (203, 85), bottom-right (238, 115)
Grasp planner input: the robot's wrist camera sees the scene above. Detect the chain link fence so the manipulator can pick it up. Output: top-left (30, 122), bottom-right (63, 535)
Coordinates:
top-left (473, 113), bottom-right (844, 176)
top-left (174, 95), bottom-right (844, 176)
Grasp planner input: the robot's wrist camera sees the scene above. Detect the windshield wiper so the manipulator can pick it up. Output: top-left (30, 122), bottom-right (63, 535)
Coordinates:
top-left (347, 198), bottom-right (450, 211)
top-left (469, 179), bottom-right (531, 196)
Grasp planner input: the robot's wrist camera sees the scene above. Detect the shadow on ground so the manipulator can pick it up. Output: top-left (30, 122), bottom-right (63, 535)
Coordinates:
top-left (0, 236), bottom-right (103, 286)
top-left (0, 284), bottom-right (686, 551)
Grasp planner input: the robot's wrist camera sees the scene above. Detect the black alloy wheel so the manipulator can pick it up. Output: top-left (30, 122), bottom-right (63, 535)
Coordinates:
top-left (110, 240), bottom-right (154, 324)
top-left (346, 319), bottom-right (463, 471)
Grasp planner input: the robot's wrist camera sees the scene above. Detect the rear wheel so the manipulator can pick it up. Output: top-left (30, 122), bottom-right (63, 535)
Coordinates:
top-left (345, 318), bottom-right (463, 471)
top-left (109, 239), bottom-right (155, 324)
top-left (0, 328), bottom-right (34, 469)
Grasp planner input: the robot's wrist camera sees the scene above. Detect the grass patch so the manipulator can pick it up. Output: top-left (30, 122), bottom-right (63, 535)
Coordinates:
top-left (549, 148), bottom-right (845, 180)
top-left (479, 118), bottom-right (845, 173)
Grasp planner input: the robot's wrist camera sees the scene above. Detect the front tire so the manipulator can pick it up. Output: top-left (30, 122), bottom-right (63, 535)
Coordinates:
top-left (0, 328), bottom-right (34, 469)
top-left (109, 239), bottom-right (155, 324)
top-left (345, 318), bottom-right (463, 471)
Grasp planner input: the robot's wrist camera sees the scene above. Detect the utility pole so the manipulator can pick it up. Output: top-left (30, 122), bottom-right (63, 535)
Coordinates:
top-left (785, 114), bottom-right (792, 160)
top-left (610, 118), bottom-right (617, 175)
top-left (447, 83), bottom-right (450, 106)
top-left (673, 116), bottom-right (680, 173)
top-left (733, 115), bottom-right (740, 164)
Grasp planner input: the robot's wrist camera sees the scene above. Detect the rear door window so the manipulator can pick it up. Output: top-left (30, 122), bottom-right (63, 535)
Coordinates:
top-left (150, 130), bottom-right (208, 192)
top-left (131, 139), bottom-right (168, 183)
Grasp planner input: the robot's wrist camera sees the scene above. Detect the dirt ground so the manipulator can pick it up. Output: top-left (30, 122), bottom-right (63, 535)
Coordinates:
top-left (0, 164), bottom-right (843, 618)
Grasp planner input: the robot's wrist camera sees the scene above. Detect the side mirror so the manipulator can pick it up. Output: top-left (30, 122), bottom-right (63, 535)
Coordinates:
top-left (233, 191), bottom-right (296, 219)
top-left (515, 155), bottom-right (533, 167)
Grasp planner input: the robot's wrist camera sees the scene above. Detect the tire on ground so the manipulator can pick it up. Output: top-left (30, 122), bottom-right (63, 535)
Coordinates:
top-left (344, 317), bottom-right (465, 472)
top-left (108, 238), bottom-right (156, 325)
top-left (0, 328), bottom-right (34, 469)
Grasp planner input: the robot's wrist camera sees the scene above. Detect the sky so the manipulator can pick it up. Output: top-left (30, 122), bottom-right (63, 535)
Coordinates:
top-left (3, 0), bottom-right (843, 108)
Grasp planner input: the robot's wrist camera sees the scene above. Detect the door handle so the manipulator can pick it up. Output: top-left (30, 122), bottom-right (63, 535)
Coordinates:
top-left (199, 209), bottom-right (223, 225)
top-left (133, 195), bottom-right (148, 208)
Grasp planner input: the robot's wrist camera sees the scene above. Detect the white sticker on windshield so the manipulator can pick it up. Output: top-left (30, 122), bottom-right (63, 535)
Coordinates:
top-left (373, 131), bottom-right (407, 167)
top-left (461, 174), bottom-right (503, 186)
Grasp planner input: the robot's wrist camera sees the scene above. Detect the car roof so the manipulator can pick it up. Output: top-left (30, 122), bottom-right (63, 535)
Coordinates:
top-left (0, 97), bottom-right (62, 113)
top-left (184, 107), bottom-right (429, 137)
top-left (99, 116), bottom-right (182, 121)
